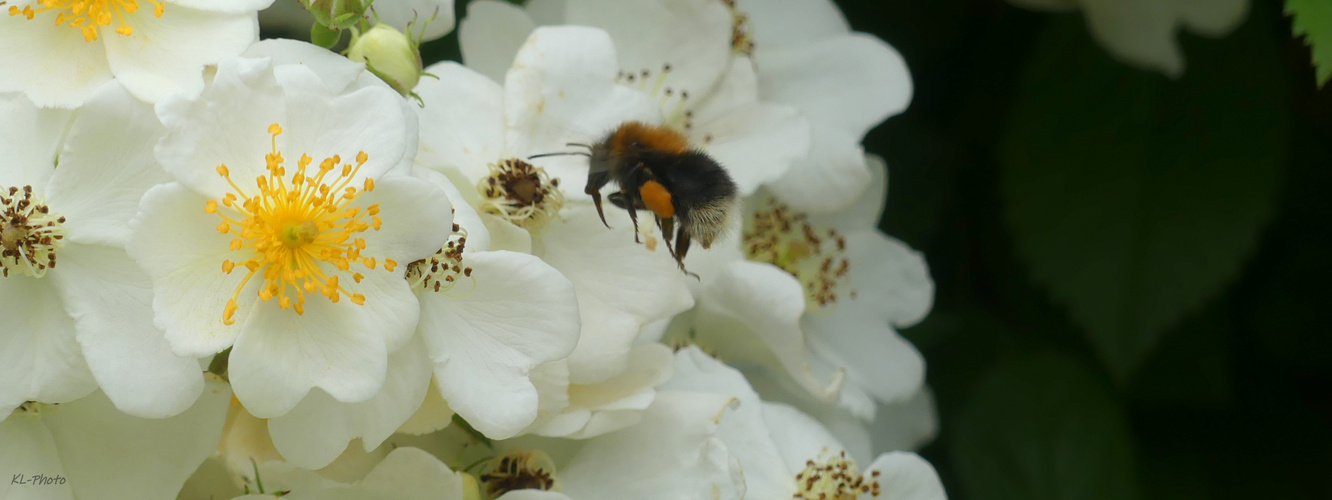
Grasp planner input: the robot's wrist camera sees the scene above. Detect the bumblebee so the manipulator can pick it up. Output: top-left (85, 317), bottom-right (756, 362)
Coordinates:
top-left (531, 121), bottom-right (738, 276)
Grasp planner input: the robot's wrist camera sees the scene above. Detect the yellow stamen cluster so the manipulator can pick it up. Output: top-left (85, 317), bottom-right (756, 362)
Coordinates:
top-left (8, 0), bottom-right (165, 43)
top-left (1, 185), bottom-right (66, 279)
top-left (477, 158), bottom-right (564, 233)
top-left (207, 124), bottom-right (391, 325)
top-left (744, 198), bottom-right (853, 311)
top-left (793, 450), bottom-right (881, 499)
top-left (405, 213), bottom-right (474, 295)
top-left (479, 450), bottom-right (560, 498)
top-left (721, 0), bottom-right (755, 56)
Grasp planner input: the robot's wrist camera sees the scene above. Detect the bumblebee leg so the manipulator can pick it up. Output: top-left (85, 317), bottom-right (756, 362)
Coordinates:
top-left (586, 187), bottom-right (611, 229)
top-left (658, 216), bottom-right (676, 257)
top-left (626, 198), bottom-right (642, 244)
top-left (610, 191), bottom-right (642, 243)
top-left (607, 191), bottom-right (631, 209)
top-left (674, 227), bottom-right (699, 280)
top-left (584, 171), bottom-right (612, 229)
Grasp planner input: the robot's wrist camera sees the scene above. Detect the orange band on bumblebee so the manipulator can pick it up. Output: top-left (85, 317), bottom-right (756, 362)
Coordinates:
top-left (639, 181), bottom-right (675, 218)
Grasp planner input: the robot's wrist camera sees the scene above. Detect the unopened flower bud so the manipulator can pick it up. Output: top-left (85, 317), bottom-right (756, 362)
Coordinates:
top-left (347, 24), bottom-right (424, 97)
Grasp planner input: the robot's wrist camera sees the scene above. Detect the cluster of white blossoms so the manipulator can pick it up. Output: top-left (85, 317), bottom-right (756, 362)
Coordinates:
top-left (0, 0), bottom-right (946, 499)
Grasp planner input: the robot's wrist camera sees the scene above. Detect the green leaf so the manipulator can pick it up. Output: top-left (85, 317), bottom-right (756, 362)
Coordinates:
top-left (951, 352), bottom-right (1140, 500)
top-left (1000, 15), bottom-right (1287, 380)
top-left (1287, 0), bottom-right (1332, 86)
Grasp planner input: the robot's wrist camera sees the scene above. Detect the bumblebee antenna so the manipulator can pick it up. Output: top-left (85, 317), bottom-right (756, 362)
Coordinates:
top-left (528, 151), bottom-right (591, 159)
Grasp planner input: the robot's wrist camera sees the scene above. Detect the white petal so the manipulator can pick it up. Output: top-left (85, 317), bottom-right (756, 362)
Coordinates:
top-left (662, 347), bottom-right (796, 499)
top-left (268, 336), bottom-right (433, 469)
top-left (153, 56), bottom-right (284, 199)
top-left (126, 183), bottom-right (255, 357)
top-left (0, 93), bottom-right (73, 188)
top-left (102, 6), bottom-right (259, 103)
top-left (375, 0), bottom-right (457, 41)
top-left (525, 0), bottom-right (567, 24)
top-left (694, 260), bottom-right (838, 399)
top-left (537, 204), bottom-right (694, 383)
top-left (413, 165), bottom-right (492, 251)
top-left (744, 366), bottom-right (874, 463)
top-left (560, 391), bottom-right (745, 500)
top-left (809, 153), bottom-right (888, 233)
top-left (46, 82), bottom-right (171, 248)
top-left (228, 290), bottom-right (394, 417)
top-left (541, 343), bottom-right (674, 438)
top-left (804, 311), bottom-right (925, 405)
top-left (43, 380), bottom-right (232, 500)
top-left (522, 360), bottom-right (571, 434)
top-left (861, 452), bottom-right (947, 500)
top-left (178, 456), bottom-right (244, 500)
top-left (169, 0), bottom-right (275, 13)
top-left (760, 401), bottom-right (845, 473)
top-left (757, 33), bottom-right (911, 142)
top-left (420, 250), bottom-right (579, 439)
top-left (0, 412), bottom-right (73, 500)
top-left (696, 101), bottom-right (807, 195)
top-left (243, 38), bottom-right (366, 95)
top-left (504, 27), bottom-right (662, 192)
top-left (872, 388), bottom-right (939, 453)
top-left (566, 0), bottom-right (733, 95)
top-left (218, 401), bottom-right (285, 484)
top-left (459, 0), bottom-right (536, 83)
top-left (733, 0), bottom-right (849, 48)
top-left (1080, 0), bottom-right (1183, 77)
top-left (1174, 0), bottom-right (1248, 36)
top-left (482, 214), bottom-right (534, 253)
top-left (0, 276), bottom-right (96, 410)
top-left (415, 61), bottom-right (507, 181)
top-left (397, 377), bottom-right (456, 435)
top-left (353, 173), bottom-right (455, 275)
top-left (275, 65), bottom-right (413, 184)
top-left (767, 125), bottom-right (871, 213)
top-left (850, 230), bottom-right (933, 328)
top-left (50, 243), bottom-right (204, 418)
top-left (0, 14), bottom-right (112, 108)
top-left (156, 57), bottom-right (409, 200)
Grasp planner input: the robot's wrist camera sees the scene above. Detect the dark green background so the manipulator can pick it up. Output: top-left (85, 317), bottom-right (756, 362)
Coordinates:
top-left (272, 0), bottom-right (1332, 497)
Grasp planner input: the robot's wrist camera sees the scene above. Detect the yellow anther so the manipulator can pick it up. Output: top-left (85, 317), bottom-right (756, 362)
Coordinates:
top-left (204, 124), bottom-right (383, 322)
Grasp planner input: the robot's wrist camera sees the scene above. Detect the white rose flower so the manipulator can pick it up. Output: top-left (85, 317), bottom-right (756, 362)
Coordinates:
top-left (731, 0), bottom-right (912, 213)
top-left (0, 0), bottom-right (275, 107)
top-left (127, 44), bottom-right (454, 419)
top-left (685, 155), bottom-right (934, 418)
top-left (407, 168), bottom-right (582, 441)
top-left (1008, 0), bottom-right (1248, 77)
top-left (413, 26), bottom-right (694, 387)
top-left (458, 0), bottom-right (811, 196)
top-left (665, 347), bottom-right (947, 500)
top-left (1, 84), bottom-right (206, 420)
top-left (0, 378), bottom-right (231, 500)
